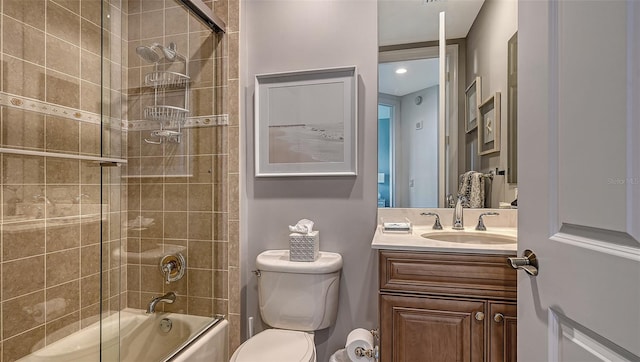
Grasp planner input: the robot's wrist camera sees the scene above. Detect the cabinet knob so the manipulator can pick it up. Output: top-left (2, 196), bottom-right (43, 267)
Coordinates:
top-left (475, 312), bottom-right (485, 321)
top-left (494, 313), bottom-right (504, 323)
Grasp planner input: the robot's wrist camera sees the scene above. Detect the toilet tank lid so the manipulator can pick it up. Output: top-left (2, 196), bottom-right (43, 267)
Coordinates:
top-left (256, 250), bottom-right (343, 274)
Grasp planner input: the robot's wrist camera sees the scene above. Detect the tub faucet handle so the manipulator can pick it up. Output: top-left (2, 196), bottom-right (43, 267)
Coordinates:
top-left (159, 253), bottom-right (186, 284)
top-left (162, 261), bottom-right (176, 282)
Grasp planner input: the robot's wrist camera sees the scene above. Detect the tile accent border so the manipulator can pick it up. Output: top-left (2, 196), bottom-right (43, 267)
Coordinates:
top-left (0, 91), bottom-right (229, 132)
top-left (0, 91), bottom-right (102, 124)
top-left (127, 114), bottom-right (229, 131)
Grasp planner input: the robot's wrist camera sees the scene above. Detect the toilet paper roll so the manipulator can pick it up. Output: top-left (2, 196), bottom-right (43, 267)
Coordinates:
top-left (345, 328), bottom-right (374, 361)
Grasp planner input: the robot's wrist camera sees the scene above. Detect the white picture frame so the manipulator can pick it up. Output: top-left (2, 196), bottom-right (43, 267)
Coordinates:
top-left (255, 66), bottom-right (357, 177)
top-left (478, 92), bottom-right (501, 155)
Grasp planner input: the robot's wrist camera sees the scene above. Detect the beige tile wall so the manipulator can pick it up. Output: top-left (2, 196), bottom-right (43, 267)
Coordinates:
top-left (125, 0), bottom-right (240, 354)
top-left (224, 0), bottom-right (241, 351)
top-left (0, 0), bottom-right (240, 359)
top-left (0, 1), bottom-right (126, 361)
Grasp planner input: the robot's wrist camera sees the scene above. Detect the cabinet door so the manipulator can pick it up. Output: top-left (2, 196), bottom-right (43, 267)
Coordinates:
top-left (380, 294), bottom-right (485, 362)
top-left (488, 302), bottom-right (517, 362)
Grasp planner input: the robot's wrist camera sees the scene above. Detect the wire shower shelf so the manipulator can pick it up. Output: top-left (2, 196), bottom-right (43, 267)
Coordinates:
top-left (144, 71), bottom-right (190, 89)
top-left (144, 105), bottom-right (189, 123)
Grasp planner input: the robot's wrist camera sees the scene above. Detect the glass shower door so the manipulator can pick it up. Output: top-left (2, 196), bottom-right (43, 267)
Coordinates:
top-left (0, 0), bottom-right (124, 360)
top-left (101, 1), bottom-right (127, 360)
top-left (118, 0), bottom-right (229, 360)
top-left (0, 0), bottom-right (227, 360)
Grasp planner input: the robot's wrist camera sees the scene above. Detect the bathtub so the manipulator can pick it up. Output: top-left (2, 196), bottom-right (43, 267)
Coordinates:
top-left (17, 308), bottom-right (228, 362)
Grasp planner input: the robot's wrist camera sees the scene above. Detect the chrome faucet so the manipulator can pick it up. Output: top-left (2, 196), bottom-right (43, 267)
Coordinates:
top-left (452, 195), bottom-right (466, 230)
top-left (420, 212), bottom-right (443, 230)
top-left (475, 212), bottom-right (500, 231)
top-left (446, 194), bottom-right (456, 208)
top-left (146, 292), bottom-right (176, 314)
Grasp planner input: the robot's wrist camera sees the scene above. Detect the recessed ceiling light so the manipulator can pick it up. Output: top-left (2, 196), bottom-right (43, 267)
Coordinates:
top-left (395, 68), bottom-right (407, 74)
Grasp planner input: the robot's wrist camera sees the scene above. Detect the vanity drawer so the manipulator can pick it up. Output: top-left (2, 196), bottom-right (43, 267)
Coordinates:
top-left (379, 250), bottom-right (517, 300)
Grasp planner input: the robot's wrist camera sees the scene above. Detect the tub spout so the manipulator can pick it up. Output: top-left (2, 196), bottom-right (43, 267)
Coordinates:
top-left (146, 292), bottom-right (176, 314)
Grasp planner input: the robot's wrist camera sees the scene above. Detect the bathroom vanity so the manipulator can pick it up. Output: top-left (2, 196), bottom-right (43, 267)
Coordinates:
top-left (372, 209), bottom-right (518, 362)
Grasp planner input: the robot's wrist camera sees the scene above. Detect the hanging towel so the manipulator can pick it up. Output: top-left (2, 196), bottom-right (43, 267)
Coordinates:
top-left (458, 171), bottom-right (485, 208)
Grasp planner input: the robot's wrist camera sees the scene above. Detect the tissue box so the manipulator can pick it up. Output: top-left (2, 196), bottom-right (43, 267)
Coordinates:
top-left (289, 231), bottom-right (319, 262)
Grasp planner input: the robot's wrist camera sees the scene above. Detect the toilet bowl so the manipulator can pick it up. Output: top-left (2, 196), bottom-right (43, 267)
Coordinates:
top-left (230, 250), bottom-right (343, 362)
top-left (230, 329), bottom-right (315, 362)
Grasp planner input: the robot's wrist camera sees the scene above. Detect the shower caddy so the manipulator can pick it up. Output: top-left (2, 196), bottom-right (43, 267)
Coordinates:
top-left (142, 44), bottom-right (190, 144)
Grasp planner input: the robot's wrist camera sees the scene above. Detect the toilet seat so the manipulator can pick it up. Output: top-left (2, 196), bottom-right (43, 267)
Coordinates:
top-left (230, 329), bottom-right (316, 362)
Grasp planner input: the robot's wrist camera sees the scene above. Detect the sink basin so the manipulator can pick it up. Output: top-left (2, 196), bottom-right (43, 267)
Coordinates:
top-left (421, 232), bottom-right (516, 244)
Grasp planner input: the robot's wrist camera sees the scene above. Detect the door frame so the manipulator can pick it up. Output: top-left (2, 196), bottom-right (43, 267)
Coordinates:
top-left (377, 99), bottom-right (398, 207)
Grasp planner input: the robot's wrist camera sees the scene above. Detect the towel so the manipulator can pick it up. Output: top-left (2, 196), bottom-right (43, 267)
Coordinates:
top-left (458, 171), bottom-right (485, 208)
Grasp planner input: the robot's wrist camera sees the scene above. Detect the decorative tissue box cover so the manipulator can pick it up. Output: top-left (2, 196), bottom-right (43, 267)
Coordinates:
top-left (289, 231), bottom-right (319, 262)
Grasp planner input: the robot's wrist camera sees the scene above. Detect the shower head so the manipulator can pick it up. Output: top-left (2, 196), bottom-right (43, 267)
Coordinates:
top-left (136, 43), bottom-right (162, 63)
top-left (161, 42), bottom-right (178, 62)
top-left (135, 42), bottom-right (180, 63)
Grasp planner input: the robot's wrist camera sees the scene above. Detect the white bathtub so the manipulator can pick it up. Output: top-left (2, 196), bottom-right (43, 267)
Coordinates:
top-left (17, 308), bottom-right (228, 362)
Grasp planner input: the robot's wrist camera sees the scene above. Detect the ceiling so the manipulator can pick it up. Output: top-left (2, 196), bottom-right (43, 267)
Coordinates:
top-left (378, 0), bottom-right (486, 96)
top-left (378, 58), bottom-right (440, 96)
top-left (378, 0), bottom-right (485, 46)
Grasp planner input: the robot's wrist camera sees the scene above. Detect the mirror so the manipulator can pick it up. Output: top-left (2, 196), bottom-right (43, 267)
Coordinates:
top-left (378, 0), bottom-right (518, 208)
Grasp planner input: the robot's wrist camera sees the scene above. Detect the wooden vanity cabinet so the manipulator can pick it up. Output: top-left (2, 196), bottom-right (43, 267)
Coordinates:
top-left (379, 250), bottom-right (517, 362)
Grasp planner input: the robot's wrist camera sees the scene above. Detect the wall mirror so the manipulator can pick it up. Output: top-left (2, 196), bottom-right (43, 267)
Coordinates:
top-left (377, 0), bottom-right (518, 208)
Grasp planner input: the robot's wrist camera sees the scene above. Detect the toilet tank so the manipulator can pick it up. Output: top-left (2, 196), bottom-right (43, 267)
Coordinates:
top-left (256, 250), bottom-right (343, 331)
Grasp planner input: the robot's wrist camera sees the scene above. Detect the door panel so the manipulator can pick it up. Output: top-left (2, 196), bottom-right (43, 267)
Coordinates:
top-left (489, 302), bottom-right (517, 362)
top-left (557, 0), bottom-right (629, 232)
top-left (518, 0), bottom-right (640, 361)
top-left (380, 294), bottom-right (484, 362)
top-left (548, 307), bottom-right (639, 361)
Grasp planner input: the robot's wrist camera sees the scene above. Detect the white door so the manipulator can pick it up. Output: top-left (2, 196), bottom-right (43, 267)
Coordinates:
top-left (518, 0), bottom-right (640, 361)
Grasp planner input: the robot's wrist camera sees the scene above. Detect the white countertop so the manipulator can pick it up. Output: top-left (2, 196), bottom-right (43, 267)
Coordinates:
top-left (371, 225), bottom-right (518, 255)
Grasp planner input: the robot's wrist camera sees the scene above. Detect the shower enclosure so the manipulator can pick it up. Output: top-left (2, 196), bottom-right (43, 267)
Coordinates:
top-left (0, 0), bottom-right (232, 360)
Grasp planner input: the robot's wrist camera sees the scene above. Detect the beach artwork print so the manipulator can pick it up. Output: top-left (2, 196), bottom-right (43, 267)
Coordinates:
top-left (267, 82), bottom-right (345, 164)
top-left (255, 66), bottom-right (357, 176)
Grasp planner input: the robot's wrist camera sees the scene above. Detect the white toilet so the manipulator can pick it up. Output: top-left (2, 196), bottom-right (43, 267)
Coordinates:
top-left (230, 249), bottom-right (343, 362)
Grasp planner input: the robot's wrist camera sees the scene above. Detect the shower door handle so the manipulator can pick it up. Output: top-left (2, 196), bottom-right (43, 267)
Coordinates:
top-left (99, 161), bottom-right (123, 167)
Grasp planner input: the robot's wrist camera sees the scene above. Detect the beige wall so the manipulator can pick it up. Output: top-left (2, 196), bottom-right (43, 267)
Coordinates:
top-left (465, 0), bottom-right (518, 205)
top-left (0, 0), bottom-right (125, 360)
top-left (0, 0), bottom-right (240, 360)
top-left (242, 1), bottom-right (378, 361)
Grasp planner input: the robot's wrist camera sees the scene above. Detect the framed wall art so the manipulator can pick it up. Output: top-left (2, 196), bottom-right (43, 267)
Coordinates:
top-left (465, 76), bottom-right (481, 133)
top-left (478, 91), bottom-right (501, 155)
top-left (255, 66), bottom-right (357, 176)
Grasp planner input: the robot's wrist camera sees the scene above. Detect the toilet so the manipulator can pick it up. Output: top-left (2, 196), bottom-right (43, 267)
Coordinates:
top-left (230, 249), bottom-right (343, 362)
